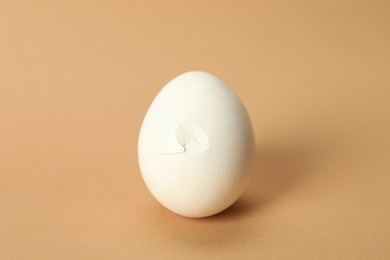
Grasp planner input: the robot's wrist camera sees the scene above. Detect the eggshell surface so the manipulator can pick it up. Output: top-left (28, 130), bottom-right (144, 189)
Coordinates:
top-left (138, 71), bottom-right (255, 218)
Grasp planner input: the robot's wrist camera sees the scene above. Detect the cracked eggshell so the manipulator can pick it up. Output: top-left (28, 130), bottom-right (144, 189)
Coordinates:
top-left (138, 71), bottom-right (255, 218)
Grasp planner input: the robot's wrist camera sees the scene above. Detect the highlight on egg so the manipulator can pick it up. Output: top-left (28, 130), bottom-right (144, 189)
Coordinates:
top-left (138, 71), bottom-right (255, 218)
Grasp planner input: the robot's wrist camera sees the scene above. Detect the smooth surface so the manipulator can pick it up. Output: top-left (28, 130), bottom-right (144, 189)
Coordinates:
top-left (0, 0), bottom-right (389, 259)
top-left (138, 71), bottom-right (255, 217)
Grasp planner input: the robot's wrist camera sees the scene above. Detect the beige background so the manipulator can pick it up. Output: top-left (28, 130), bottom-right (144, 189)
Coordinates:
top-left (1, 0), bottom-right (390, 259)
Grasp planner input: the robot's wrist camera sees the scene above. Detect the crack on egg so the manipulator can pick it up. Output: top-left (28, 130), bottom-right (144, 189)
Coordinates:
top-left (175, 121), bottom-right (209, 154)
top-left (141, 121), bottom-right (209, 156)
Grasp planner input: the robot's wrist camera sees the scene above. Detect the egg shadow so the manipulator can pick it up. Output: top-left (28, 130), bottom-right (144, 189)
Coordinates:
top-left (209, 142), bottom-right (321, 220)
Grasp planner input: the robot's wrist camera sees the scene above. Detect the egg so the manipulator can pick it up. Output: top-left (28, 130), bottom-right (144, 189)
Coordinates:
top-left (138, 71), bottom-right (255, 218)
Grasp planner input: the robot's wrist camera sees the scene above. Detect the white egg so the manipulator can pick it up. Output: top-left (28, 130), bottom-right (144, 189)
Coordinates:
top-left (138, 71), bottom-right (255, 218)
